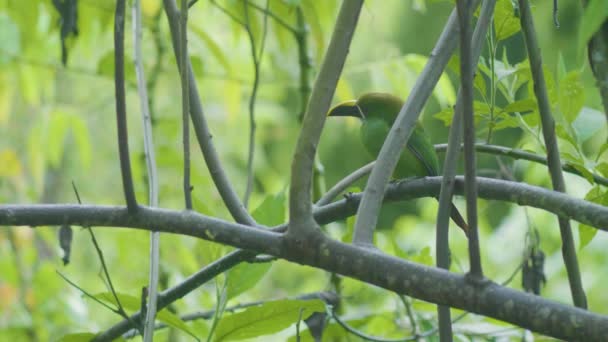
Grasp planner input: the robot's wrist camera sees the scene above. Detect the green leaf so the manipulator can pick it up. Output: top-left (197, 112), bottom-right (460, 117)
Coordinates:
top-left (579, 224), bottom-right (598, 250)
top-left (226, 262), bottom-right (272, 300)
top-left (579, 186), bottom-right (608, 248)
top-left (595, 162), bottom-right (608, 178)
top-left (493, 115), bottom-right (520, 130)
top-left (520, 111), bottom-right (539, 127)
top-left (494, 0), bottom-right (520, 41)
top-left (474, 101), bottom-right (492, 115)
top-left (473, 72), bottom-right (486, 95)
top-left (156, 308), bottom-right (200, 341)
top-left (503, 98), bottom-right (537, 114)
top-left (577, 0), bottom-right (608, 52)
top-left (433, 107), bottom-right (454, 126)
top-left (559, 71), bottom-right (585, 122)
top-left (214, 299), bottom-right (325, 341)
top-left (251, 192), bottom-right (285, 226)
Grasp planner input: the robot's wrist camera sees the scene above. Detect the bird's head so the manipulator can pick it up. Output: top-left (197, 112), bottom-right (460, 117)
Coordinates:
top-left (327, 92), bottom-right (404, 123)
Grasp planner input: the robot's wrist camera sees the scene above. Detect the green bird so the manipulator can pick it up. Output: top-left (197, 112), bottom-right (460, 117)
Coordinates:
top-left (327, 92), bottom-right (469, 236)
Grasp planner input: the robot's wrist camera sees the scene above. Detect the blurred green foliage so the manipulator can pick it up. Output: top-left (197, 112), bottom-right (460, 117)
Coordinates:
top-left (0, 0), bottom-right (607, 340)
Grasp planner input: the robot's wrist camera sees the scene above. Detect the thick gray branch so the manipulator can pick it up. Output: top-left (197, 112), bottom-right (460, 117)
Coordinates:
top-left (2, 177), bottom-right (608, 341)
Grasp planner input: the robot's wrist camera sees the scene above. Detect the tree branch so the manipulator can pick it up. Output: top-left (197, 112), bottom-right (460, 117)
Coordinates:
top-left (288, 0), bottom-right (363, 234)
top-left (436, 0), bottom-right (495, 338)
top-left (114, 0), bottom-right (138, 212)
top-left (2, 177), bottom-right (608, 339)
top-left (132, 1), bottom-right (161, 338)
top-left (518, 0), bottom-right (587, 309)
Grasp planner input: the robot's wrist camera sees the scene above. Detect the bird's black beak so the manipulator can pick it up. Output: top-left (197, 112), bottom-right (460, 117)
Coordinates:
top-left (327, 100), bottom-right (364, 119)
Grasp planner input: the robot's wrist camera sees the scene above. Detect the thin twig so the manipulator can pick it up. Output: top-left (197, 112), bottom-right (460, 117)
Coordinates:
top-left (435, 143), bottom-right (608, 187)
top-left (132, 0), bottom-right (161, 339)
top-left (518, 0), bottom-right (587, 309)
top-left (242, 0), bottom-right (268, 208)
top-left (72, 182), bottom-right (142, 336)
top-left (246, 0), bottom-right (298, 34)
top-left (400, 296), bottom-right (419, 340)
top-left (315, 162), bottom-right (374, 206)
top-left (57, 271), bottom-right (120, 313)
top-left (114, 0), bottom-right (138, 212)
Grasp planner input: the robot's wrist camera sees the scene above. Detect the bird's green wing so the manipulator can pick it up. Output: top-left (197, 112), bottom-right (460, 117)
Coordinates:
top-left (404, 124), bottom-right (440, 176)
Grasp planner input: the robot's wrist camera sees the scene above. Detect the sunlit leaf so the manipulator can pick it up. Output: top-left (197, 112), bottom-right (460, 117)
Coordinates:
top-left (595, 162), bottom-right (608, 178)
top-left (494, 0), bottom-right (520, 41)
top-left (433, 107), bottom-right (454, 126)
top-left (214, 299), bottom-right (325, 341)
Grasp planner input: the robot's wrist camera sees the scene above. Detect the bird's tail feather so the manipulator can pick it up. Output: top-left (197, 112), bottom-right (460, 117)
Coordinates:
top-left (449, 203), bottom-right (469, 237)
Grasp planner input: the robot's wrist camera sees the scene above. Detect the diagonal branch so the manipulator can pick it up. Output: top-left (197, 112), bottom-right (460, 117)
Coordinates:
top-left (288, 0), bottom-right (363, 234)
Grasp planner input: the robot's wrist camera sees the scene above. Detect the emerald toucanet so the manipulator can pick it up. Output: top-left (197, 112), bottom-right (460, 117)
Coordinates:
top-left (327, 92), bottom-right (469, 236)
